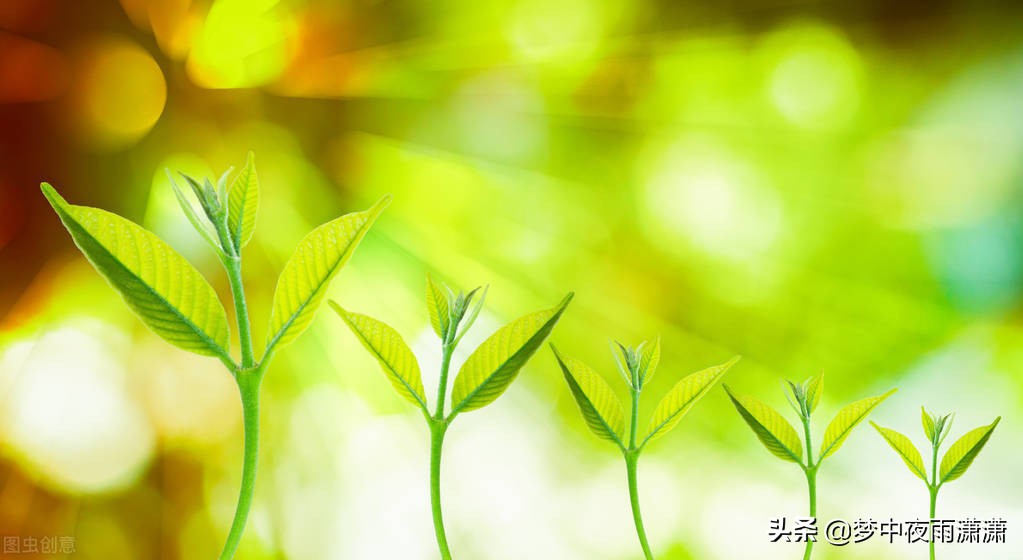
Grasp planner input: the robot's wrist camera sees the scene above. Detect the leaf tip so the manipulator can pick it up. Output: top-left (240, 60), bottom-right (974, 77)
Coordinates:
top-left (40, 182), bottom-right (64, 208)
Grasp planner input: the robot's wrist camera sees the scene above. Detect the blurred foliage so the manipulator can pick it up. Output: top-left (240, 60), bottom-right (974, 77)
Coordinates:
top-left (1, 0), bottom-right (1022, 559)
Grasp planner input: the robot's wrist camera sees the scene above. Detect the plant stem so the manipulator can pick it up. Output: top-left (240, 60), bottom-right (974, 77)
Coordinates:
top-left (215, 221), bottom-right (255, 368)
top-left (624, 384), bottom-right (654, 560)
top-left (430, 420), bottom-right (452, 560)
top-left (929, 441), bottom-right (940, 560)
top-left (626, 452), bottom-right (654, 560)
top-left (215, 219), bottom-right (261, 560)
top-left (802, 416), bottom-right (816, 560)
top-left (803, 468), bottom-right (817, 560)
top-left (429, 342), bottom-right (456, 560)
top-left (218, 369), bottom-right (263, 560)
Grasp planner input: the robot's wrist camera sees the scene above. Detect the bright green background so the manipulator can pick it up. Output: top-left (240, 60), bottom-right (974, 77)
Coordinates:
top-left (0, 1), bottom-right (1020, 558)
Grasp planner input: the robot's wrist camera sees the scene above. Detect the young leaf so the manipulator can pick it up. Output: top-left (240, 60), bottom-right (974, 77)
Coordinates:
top-left (425, 274), bottom-right (451, 340)
top-left (41, 183), bottom-right (231, 360)
top-left (449, 293), bottom-right (573, 415)
top-left (922, 407), bottom-right (936, 442)
top-left (724, 385), bottom-right (804, 464)
top-left (228, 151), bottom-right (259, 251)
top-left (644, 356), bottom-right (739, 446)
top-left (636, 337), bottom-right (661, 387)
top-left (818, 389), bottom-right (896, 461)
top-left (551, 344), bottom-right (626, 448)
top-left (940, 417), bottom-right (1000, 484)
top-left (805, 373), bottom-right (824, 414)
top-left (329, 302), bottom-right (427, 412)
top-left (871, 422), bottom-right (928, 482)
top-left (265, 195), bottom-right (390, 355)
top-left (167, 171), bottom-right (222, 254)
top-left (452, 284), bottom-right (487, 348)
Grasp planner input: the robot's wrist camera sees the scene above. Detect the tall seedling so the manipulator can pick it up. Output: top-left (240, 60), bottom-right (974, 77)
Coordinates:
top-left (725, 375), bottom-right (895, 560)
top-left (551, 339), bottom-right (739, 560)
top-left (41, 153), bottom-right (388, 559)
top-left (331, 276), bottom-right (572, 560)
top-left (872, 409), bottom-right (999, 560)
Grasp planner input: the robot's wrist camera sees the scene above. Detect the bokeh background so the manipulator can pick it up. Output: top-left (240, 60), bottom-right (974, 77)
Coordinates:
top-left (1, 0), bottom-right (1022, 558)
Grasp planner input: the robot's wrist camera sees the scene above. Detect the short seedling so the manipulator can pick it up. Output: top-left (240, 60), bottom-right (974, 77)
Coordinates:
top-left (872, 408), bottom-right (1000, 560)
top-left (551, 338), bottom-right (739, 560)
top-left (330, 276), bottom-right (572, 560)
top-left (41, 154), bottom-right (388, 559)
top-left (724, 375), bottom-right (895, 560)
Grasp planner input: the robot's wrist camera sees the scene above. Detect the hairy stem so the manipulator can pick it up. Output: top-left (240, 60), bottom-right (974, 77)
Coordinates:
top-left (215, 220), bottom-right (255, 368)
top-left (626, 453), bottom-right (654, 560)
top-left (218, 370), bottom-right (263, 560)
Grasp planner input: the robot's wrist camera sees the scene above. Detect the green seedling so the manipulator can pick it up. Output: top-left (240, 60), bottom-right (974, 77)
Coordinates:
top-left (551, 338), bottom-right (739, 560)
top-left (41, 154), bottom-right (388, 559)
top-left (725, 375), bottom-right (895, 560)
top-left (330, 276), bottom-right (572, 560)
top-left (872, 408), bottom-right (1000, 560)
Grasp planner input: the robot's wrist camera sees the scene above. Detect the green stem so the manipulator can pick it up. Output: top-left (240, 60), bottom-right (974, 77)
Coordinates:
top-left (429, 342), bottom-right (456, 559)
top-left (929, 442), bottom-right (939, 560)
top-left (625, 384), bottom-right (653, 560)
top-left (626, 453), bottom-right (654, 560)
top-left (803, 469), bottom-right (817, 560)
top-left (215, 220), bottom-right (255, 369)
top-left (430, 420), bottom-right (452, 560)
top-left (218, 370), bottom-right (263, 560)
top-left (802, 416), bottom-right (816, 560)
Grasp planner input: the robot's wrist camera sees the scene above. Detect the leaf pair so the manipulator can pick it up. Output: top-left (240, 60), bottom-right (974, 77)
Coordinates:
top-left (725, 374), bottom-right (895, 467)
top-left (872, 409), bottom-right (999, 486)
top-left (554, 342), bottom-right (739, 451)
top-left (42, 157), bottom-right (388, 366)
top-left (332, 287), bottom-right (572, 418)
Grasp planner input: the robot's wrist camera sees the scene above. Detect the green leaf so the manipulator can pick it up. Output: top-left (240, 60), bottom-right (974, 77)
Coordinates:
top-left (167, 171), bottom-right (221, 254)
top-left (228, 151), bottom-right (259, 251)
top-left (805, 373), bottom-right (824, 414)
top-left (329, 301), bottom-right (427, 412)
top-left (41, 183), bottom-right (231, 360)
top-left (922, 407), bottom-right (936, 441)
top-left (871, 422), bottom-right (928, 482)
top-left (644, 356), bottom-right (739, 446)
top-left (449, 293), bottom-right (573, 415)
top-left (266, 195), bottom-right (390, 354)
top-left (425, 274), bottom-right (451, 340)
top-left (551, 344), bottom-right (626, 448)
top-left (636, 337), bottom-right (661, 386)
top-left (940, 417), bottom-right (1000, 484)
top-left (724, 385), bottom-right (803, 464)
top-left (819, 388), bottom-right (896, 461)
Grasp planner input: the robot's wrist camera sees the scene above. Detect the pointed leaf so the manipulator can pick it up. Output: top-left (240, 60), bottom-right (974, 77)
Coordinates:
top-left (168, 171), bottom-right (221, 254)
top-left (819, 388), bottom-right (896, 461)
top-left (450, 293), bottom-right (573, 415)
top-left (637, 336), bottom-right (661, 386)
top-left (330, 302), bottom-right (427, 412)
top-left (805, 373), bottom-right (824, 414)
top-left (940, 417), bottom-right (1000, 484)
top-left (724, 385), bottom-right (803, 464)
top-left (644, 356), bottom-right (739, 446)
top-left (228, 152), bottom-right (259, 251)
top-left (266, 196), bottom-right (390, 354)
top-left (425, 274), bottom-right (450, 340)
top-left (871, 422), bottom-right (928, 482)
top-left (41, 183), bottom-right (231, 359)
top-left (551, 344), bottom-right (626, 448)
top-left (922, 407), bottom-right (936, 441)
